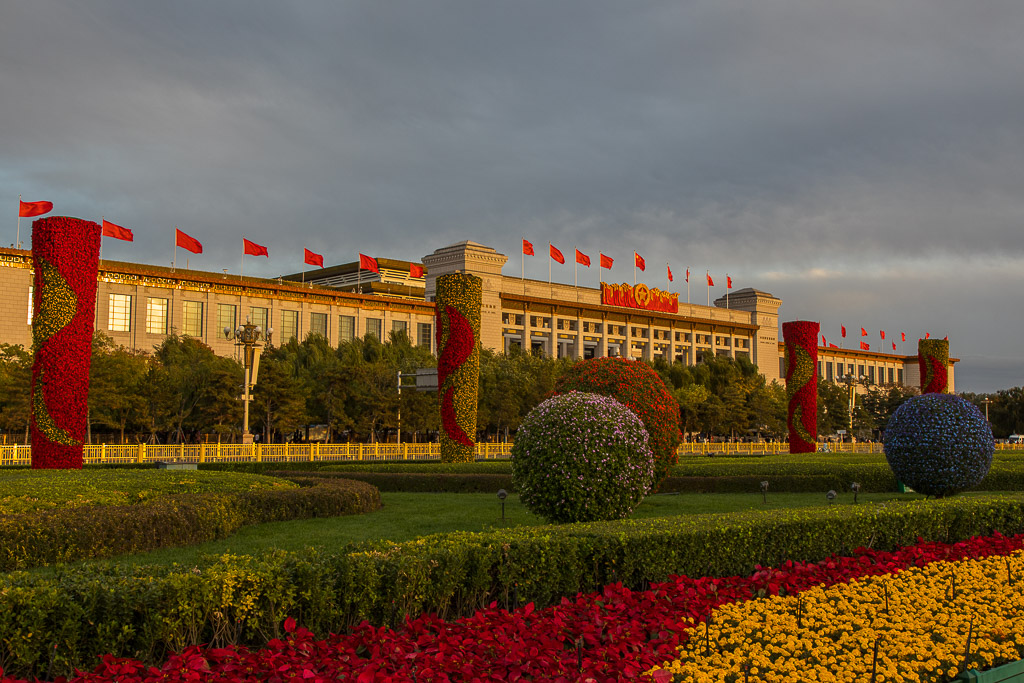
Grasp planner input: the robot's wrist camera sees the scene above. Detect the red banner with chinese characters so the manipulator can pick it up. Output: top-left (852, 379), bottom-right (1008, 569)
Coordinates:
top-left (600, 282), bottom-right (679, 314)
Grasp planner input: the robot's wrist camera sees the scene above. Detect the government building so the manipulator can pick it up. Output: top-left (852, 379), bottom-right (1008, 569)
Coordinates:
top-left (0, 240), bottom-right (955, 392)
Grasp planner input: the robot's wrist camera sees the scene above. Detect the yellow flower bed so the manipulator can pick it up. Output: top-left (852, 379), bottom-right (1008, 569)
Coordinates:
top-left (650, 550), bottom-right (1024, 682)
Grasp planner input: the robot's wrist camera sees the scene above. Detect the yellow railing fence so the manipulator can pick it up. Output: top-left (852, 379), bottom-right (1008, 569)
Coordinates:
top-left (0, 441), bottom-right (1019, 467)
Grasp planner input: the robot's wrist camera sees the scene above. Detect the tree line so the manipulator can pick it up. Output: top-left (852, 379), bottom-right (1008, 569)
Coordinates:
top-left (0, 333), bottom-right (1020, 444)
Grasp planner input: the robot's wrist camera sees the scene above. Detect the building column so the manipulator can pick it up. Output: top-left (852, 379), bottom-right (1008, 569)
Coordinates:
top-left (522, 303), bottom-right (531, 354)
top-left (643, 318), bottom-right (654, 361)
top-left (575, 311), bottom-right (584, 359)
top-left (625, 316), bottom-right (633, 360)
top-left (600, 314), bottom-right (608, 358)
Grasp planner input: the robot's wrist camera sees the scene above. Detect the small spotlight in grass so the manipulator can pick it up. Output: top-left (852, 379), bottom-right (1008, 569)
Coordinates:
top-left (760, 481), bottom-right (769, 504)
top-left (851, 482), bottom-right (861, 504)
top-left (827, 489), bottom-right (837, 505)
top-left (497, 489), bottom-right (508, 520)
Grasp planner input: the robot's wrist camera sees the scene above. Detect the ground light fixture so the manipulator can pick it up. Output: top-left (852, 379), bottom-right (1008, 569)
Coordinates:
top-left (851, 481), bottom-right (861, 503)
top-left (497, 489), bottom-right (508, 520)
top-left (827, 489), bottom-right (837, 505)
top-left (760, 480), bottom-right (769, 504)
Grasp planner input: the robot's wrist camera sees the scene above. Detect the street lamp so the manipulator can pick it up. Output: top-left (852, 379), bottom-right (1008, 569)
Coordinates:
top-left (226, 321), bottom-right (271, 445)
top-left (981, 398), bottom-right (992, 422)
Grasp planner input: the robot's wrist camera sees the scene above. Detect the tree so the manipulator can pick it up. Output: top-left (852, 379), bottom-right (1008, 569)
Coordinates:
top-left (251, 348), bottom-right (307, 442)
top-left (0, 344), bottom-right (32, 443)
top-left (89, 333), bottom-right (151, 443)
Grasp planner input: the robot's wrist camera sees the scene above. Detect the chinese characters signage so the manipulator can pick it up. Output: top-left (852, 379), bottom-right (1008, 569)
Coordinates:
top-left (601, 282), bottom-right (679, 314)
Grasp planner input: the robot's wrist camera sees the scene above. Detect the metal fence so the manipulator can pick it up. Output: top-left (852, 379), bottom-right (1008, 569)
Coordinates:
top-left (0, 440), bottom-right (1019, 467)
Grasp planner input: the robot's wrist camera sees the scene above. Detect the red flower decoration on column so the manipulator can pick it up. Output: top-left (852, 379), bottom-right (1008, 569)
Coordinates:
top-left (783, 320), bottom-right (819, 454)
top-left (30, 216), bottom-right (101, 469)
top-left (918, 338), bottom-right (949, 394)
top-left (435, 273), bottom-right (482, 462)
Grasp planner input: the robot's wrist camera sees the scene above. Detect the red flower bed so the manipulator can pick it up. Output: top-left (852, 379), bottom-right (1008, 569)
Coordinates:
top-left (30, 217), bottom-right (102, 469)
top-left (4, 533), bottom-right (1021, 683)
top-left (434, 274), bottom-right (482, 462)
top-left (782, 321), bottom-right (818, 453)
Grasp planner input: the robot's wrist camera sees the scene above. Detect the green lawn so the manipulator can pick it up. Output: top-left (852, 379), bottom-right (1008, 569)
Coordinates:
top-left (107, 489), bottom-right (925, 569)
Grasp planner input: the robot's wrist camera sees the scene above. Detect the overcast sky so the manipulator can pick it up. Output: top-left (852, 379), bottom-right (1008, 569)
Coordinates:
top-left (3, 1), bottom-right (1022, 392)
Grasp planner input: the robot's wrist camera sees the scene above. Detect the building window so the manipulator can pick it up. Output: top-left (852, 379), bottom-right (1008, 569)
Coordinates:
top-left (339, 315), bottom-right (355, 343)
top-left (280, 310), bottom-right (299, 343)
top-left (217, 304), bottom-right (236, 337)
top-left (898, 369), bottom-right (904, 384)
top-left (826, 363), bottom-right (834, 381)
top-left (249, 306), bottom-right (268, 331)
top-left (888, 367), bottom-right (895, 384)
top-left (417, 322), bottom-right (432, 349)
top-left (365, 318), bottom-right (383, 340)
top-left (310, 312), bottom-right (328, 338)
top-left (867, 366), bottom-right (876, 384)
top-left (146, 298), bottom-right (168, 334)
top-left (182, 301), bottom-right (204, 337)
top-left (108, 294), bottom-right (132, 332)
top-left (392, 319), bottom-right (408, 340)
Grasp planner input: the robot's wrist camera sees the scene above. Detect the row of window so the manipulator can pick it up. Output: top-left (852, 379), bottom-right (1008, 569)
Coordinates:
top-left (104, 295), bottom-right (431, 346)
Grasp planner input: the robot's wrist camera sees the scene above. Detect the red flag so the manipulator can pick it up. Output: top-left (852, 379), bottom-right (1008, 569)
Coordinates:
top-left (925, 332), bottom-right (931, 339)
top-left (829, 343), bottom-right (838, 349)
top-left (175, 228), bottom-right (203, 254)
top-left (304, 248), bottom-right (324, 268)
top-left (410, 263), bottom-right (424, 278)
top-left (727, 275), bottom-right (733, 289)
top-left (880, 330), bottom-right (886, 340)
top-left (600, 253), bottom-right (613, 269)
top-left (359, 253), bottom-right (379, 274)
top-left (575, 249), bottom-right (590, 267)
top-left (861, 328), bottom-right (868, 337)
top-left (901, 332), bottom-right (906, 342)
top-left (634, 252), bottom-right (646, 271)
top-left (706, 272), bottom-right (714, 287)
top-left (822, 335), bottom-right (827, 346)
top-left (860, 341), bottom-right (870, 350)
top-left (19, 200), bottom-right (53, 218)
top-left (101, 219), bottom-right (133, 242)
top-left (892, 342), bottom-right (897, 351)
top-left (944, 335), bottom-right (948, 341)
top-left (523, 239), bottom-right (534, 256)
top-left (550, 244), bottom-right (565, 264)
top-left (667, 264), bottom-right (674, 282)
top-left (686, 268), bottom-right (689, 283)
top-left (243, 238), bottom-right (268, 257)
top-left (841, 325), bottom-right (847, 338)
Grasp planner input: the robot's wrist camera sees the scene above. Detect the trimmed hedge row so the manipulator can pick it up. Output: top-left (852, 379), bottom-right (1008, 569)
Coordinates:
top-left (2, 494), bottom-right (1023, 677)
top-left (0, 478), bottom-right (381, 572)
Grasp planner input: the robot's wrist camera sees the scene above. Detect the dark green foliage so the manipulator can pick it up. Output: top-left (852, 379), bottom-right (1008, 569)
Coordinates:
top-left (0, 478), bottom-right (380, 571)
top-left (512, 392), bottom-right (655, 523)
top-left (1, 494), bottom-right (1022, 677)
top-left (884, 393), bottom-right (995, 497)
top-left (274, 470), bottom-right (514, 494)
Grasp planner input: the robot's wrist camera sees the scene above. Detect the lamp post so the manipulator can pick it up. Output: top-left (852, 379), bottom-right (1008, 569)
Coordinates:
top-left (226, 321), bottom-right (271, 445)
top-left (981, 397), bottom-right (992, 421)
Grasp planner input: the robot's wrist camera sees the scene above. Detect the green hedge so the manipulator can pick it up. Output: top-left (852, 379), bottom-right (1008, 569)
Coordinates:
top-left (0, 478), bottom-right (381, 572)
top-left (2, 494), bottom-right (1023, 677)
top-left (271, 470), bottom-right (514, 493)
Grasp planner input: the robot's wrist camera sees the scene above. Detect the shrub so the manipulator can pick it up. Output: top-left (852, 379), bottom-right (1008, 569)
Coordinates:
top-left (554, 357), bottom-right (682, 488)
top-left (0, 478), bottom-right (381, 571)
top-left (511, 391), bottom-right (654, 523)
top-left (884, 393), bottom-right (995, 497)
top-left (2, 494), bottom-right (1023, 677)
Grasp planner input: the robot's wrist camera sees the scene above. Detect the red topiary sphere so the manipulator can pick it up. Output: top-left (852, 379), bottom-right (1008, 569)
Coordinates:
top-left (554, 357), bottom-right (682, 488)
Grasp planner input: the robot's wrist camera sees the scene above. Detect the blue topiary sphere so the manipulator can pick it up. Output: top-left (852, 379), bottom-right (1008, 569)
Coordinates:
top-left (511, 391), bottom-right (654, 523)
top-left (883, 393), bottom-right (994, 497)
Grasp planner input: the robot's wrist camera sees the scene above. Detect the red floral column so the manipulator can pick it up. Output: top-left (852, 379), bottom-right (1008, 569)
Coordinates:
top-left (918, 339), bottom-right (949, 394)
top-left (30, 217), bottom-right (101, 469)
top-left (435, 273), bottom-right (482, 463)
top-left (783, 320), bottom-right (819, 454)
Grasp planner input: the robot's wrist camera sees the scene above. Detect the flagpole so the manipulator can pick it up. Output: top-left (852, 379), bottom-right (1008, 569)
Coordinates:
top-left (633, 253), bottom-right (636, 287)
top-left (666, 262), bottom-right (670, 290)
top-left (726, 274), bottom-right (729, 309)
top-left (687, 269), bottom-right (690, 304)
top-left (99, 216), bottom-right (104, 264)
top-left (521, 238), bottom-right (525, 295)
top-left (172, 227), bottom-right (177, 271)
top-left (548, 243), bottom-right (552, 299)
top-left (240, 251), bottom-right (245, 281)
top-left (707, 271), bottom-right (711, 307)
top-left (16, 194), bottom-right (22, 250)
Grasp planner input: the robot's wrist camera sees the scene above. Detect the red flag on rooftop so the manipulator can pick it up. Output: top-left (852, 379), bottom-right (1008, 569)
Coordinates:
top-left (304, 248), bottom-right (324, 268)
top-left (359, 253), bottom-right (379, 274)
top-left (841, 325), bottom-right (847, 338)
top-left (861, 327), bottom-right (868, 337)
top-left (101, 219), bottom-right (133, 242)
top-left (860, 341), bottom-right (870, 350)
top-left (575, 249), bottom-right (590, 267)
top-left (600, 253), bottom-right (613, 269)
top-left (550, 244), bottom-right (565, 264)
top-left (175, 228), bottom-right (203, 254)
top-left (829, 343), bottom-right (838, 349)
top-left (822, 335), bottom-right (827, 346)
top-left (667, 264), bottom-right (674, 282)
top-left (522, 239), bottom-right (534, 256)
top-left (892, 342), bottom-right (897, 351)
top-left (901, 332), bottom-right (906, 342)
top-left (880, 330), bottom-right (886, 340)
top-left (727, 275), bottom-right (733, 289)
top-left (925, 332), bottom-right (931, 339)
top-left (410, 263), bottom-right (424, 278)
top-left (634, 252), bottom-right (645, 271)
top-left (706, 272), bottom-right (714, 286)
top-left (243, 238), bottom-right (268, 257)
top-left (685, 268), bottom-right (690, 283)
top-left (19, 200), bottom-right (53, 218)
